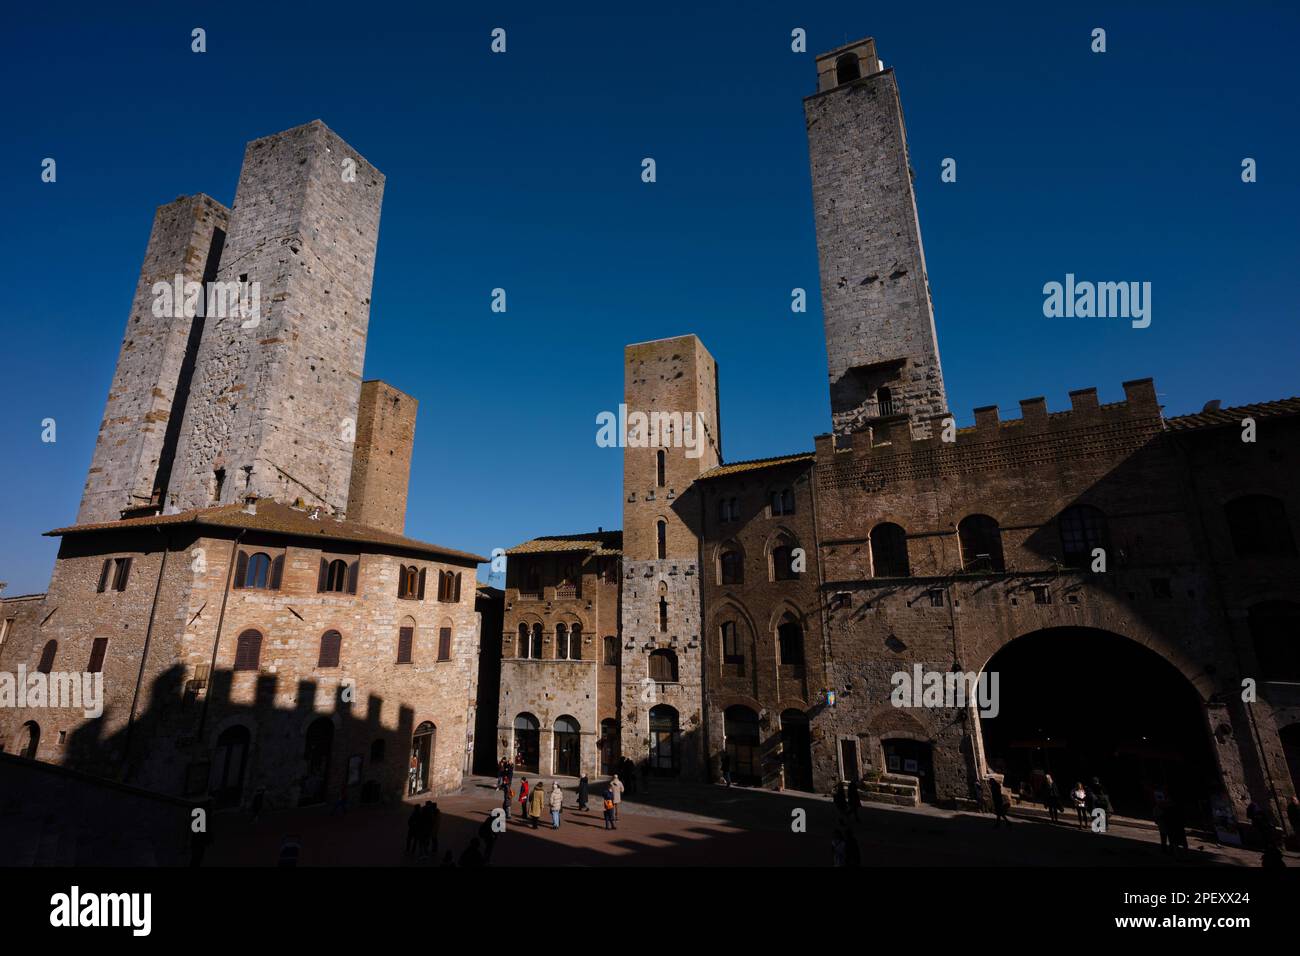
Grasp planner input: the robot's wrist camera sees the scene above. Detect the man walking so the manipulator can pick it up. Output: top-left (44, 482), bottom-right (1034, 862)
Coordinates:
top-left (610, 773), bottom-right (625, 822)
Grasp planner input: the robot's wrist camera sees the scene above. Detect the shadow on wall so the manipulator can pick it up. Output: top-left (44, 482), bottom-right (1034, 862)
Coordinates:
top-left (59, 663), bottom-right (431, 817)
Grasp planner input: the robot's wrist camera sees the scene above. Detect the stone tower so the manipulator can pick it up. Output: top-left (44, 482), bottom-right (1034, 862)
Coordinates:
top-left (804, 38), bottom-right (947, 437)
top-left (77, 195), bottom-right (230, 523)
top-left (619, 335), bottom-right (721, 779)
top-left (166, 121), bottom-right (386, 514)
top-left (346, 380), bottom-right (417, 534)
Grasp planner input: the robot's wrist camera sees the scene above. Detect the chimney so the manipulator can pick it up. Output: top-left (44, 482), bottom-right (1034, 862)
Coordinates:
top-left (243, 495), bottom-right (258, 516)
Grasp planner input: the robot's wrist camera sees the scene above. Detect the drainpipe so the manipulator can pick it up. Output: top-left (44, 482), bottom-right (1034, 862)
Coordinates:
top-left (196, 529), bottom-right (245, 743)
top-left (122, 527), bottom-right (171, 784)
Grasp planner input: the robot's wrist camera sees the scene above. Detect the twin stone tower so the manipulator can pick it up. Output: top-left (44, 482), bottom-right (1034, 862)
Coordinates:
top-left (77, 120), bottom-right (410, 533)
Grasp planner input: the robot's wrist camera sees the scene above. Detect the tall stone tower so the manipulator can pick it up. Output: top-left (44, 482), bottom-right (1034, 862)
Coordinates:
top-left (804, 38), bottom-right (947, 437)
top-left (619, 335), bottom-right (721, 780)
top-left (346, 380), bottom-right (417, 534)
top-left (166, 121), bottom-right (386, 514)
top-left (77, 195), bottom-right (230, 523)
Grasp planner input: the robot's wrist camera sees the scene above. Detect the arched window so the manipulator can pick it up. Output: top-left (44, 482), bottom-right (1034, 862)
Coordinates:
top-left (659, 597), bottom-right (669, 632)
top-left (18, 721), bottom-right (39, 759)
top-left (958, 514), bottom-right (1005, 572)
top-left (517, 623), bottom-right (530, 658)
top-left (396, 618), bottom-right (415, 664)
top-left (398, 564), bottom-right (424, 600)
top-left (1248, 602), bottom-right (1300, 683)
top-left (245, 552), bottom-right (271, 589)
top-left (513, 713), bottom-right (540, 772)
top-left (721, 620), bottom-right (743, 667)
top-left (649, 705), bottom-right (679, 774)
top-left (656, 520), bottom-right (667, 560)
top-left (321, 558), bottom-right (348, 593)
top-left (770, 487), bottom-right (796, 516)
top-left (1225, 495), bottom-right (1296, 557)
top-left (531, 623), bottom-right (543, 660)
top-left (36, 639), bottom-right (57, 674)
top-left (876, 386), bottom-right (893, 416)
top-left (409, 720), bottom-right (435, 795)
top-left (772, 536), bottom-right (800, 581)
top-left (835, 52), bottom-right (861, 85)
top-left (553, 716), bottom-right (581, 776)
top-left (603, 635), bottom-right (619, 665)
top-left (234, 629), bottom-right (262, 671)
top-left (656, 449), bottom-right (666, 487)
top-left (870, 522), bottom-right (909, 577)
top-left (556, 623), bottom-right (570, 660)
top-left (1059, 505), bottom-right (1109, 568)
top-left (649, 648), bottom-right (679, 683)
top-left (720, 548), bottom-right (744, 585)
top-left (778, 617), bottom-right (804, 666)
top-left (570, 622), bottom-right (582, 660)
top-left (318, 630), bottom-right (342, 668)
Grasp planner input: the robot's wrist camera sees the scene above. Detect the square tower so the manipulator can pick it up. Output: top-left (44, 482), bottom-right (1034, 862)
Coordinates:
top-left (619, 335), bottom-right (720, 780)
top-left (805, 38), bottom-right (947, 437)
top-left (78, 194), bottom-right (229, 523)
top-left (166, 121), bottom-right (386, 514)
top-left (346, 379), bottom-right (417, 534)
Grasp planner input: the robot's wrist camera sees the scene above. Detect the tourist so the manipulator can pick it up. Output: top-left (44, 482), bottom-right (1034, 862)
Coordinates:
top-left (577, 773), bottom-right (590, 811)
top-left (1042, 774), bottom-right (1061, 825)
top-left (603, 789), bottom-right (617, 830)
top-left (988, 776), bottom-right (1011, 827)
top-left (610, 773), bottom-right (625, 821)
top-left (496, 758), bottom-right (506, 790)
top-left (621, 757), bottom-right (637, 796)
top-left (721, 750), bottom-right (732, 787)
top-left (502, 781), bottom-right (513, 819)
top-left (550, 780), bottom-right (564, 829)
top-left (1071, 781), bottom-right (1088, 828)
top-left (518, 777), bottom-right (530, 819)
top-left (847, 778), bottom-right (862, 822)
top-left (527, 778), bottom-right (545, 829)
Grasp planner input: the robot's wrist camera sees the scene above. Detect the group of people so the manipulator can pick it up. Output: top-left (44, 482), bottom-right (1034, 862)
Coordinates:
top-left (496, 761), bottom-right (628, 833)
top-left (404, 800), bottom-right (441, 858)
top-left (1023, 774), bottom-right (1112, 830)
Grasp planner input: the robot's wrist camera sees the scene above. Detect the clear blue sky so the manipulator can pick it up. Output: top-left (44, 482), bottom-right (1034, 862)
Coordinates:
top-left (2, 1), bottom-right (1297, 595)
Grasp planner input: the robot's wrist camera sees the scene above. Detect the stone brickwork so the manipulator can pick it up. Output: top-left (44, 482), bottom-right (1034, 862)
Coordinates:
top-left (78, 194), bottom-right (229, 523)
top-left (167, 121), bottom-right (386, 515)
top-left (0, 511), bottom-right (483, 809)
top-left (347, 380), bottom-right (417, 533)
top-left (805, 39), bottom-right (946, 434)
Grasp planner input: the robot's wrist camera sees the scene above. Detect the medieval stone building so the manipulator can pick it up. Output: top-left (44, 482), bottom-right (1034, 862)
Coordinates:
top-left (493, 38), bottom-right (1300, 839)
top-left (0, 122), bottom-right (486, 820)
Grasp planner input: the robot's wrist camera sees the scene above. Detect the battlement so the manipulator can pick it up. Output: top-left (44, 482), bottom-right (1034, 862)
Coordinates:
top-left (814, 378), bottom-right (1162, 474)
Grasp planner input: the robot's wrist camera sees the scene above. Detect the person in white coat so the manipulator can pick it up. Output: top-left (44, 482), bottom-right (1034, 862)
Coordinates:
top-left (610, 774), bottom-right (625, 821)
top-left (549, 781), bottom-right (564, 829)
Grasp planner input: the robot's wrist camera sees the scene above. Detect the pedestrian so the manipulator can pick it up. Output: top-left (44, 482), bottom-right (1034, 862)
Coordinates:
top-left (610, 773), bottom-right (624, 821)
top-left (496, 758), bottom-right (506, 790)
top-left (831, 828), bottom-right (846, 866)
top-left (1042, 773), bottom-right (1061, 825)
top-left (1071, 781), bottom-right (1088, 828)
top-left (406, 804), bottom-right (421, 854)
top-left (459, 838), bottom-right (485, 867)
top-left (550, 781), bottom-right (564, 829)
top-left (518, 777), bottom-right (530, 819)
top-left (502, 782), bottom-right (513, 818)
top-left (428, 801), bottom-right (441, 857)
top-left (988, 776), bottom-right (1011, 827)
top-left (504, 761), bottom-right (514, 792)
top-left (527, 778), bottom-right (545, 829)
top-left (1090, 777), bottom-right (1112, 830)
top-left (843, 827), bottom-right (861, 867)
top-left (721, 750), bottom-right (732, 787)
top-left (577, 773), bottom-right (590, 811)
top-left (832, 782), bottom-right (848, 819)
top-left (847, 778), bottom-right (862, 822)
top-left (478, 814), bottom-right (497, 863)
top-left (621, 757), bottom-right (637, 796)
top-left (603, 789), bottom-right (617, 829)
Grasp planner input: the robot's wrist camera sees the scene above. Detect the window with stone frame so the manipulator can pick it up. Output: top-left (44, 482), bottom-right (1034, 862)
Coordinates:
top-left (772, 538), bottom-right (800, 581)
top-left (87, 637), bottom-right (109, 673)
top-left (721, 621), bottom-right (743, 667)
top-left (556, 623), bottom-right (570, 660)
top-left (234, 630), bottom-right (263, 671)
top-left (236, 550), bottom-right (283, 590)
top-left (570, 622), bottom-right (583, 660)
top-left (603, 635), bottom-right (619, 665)
top-left (771, 487), bottom-right (796, 516)
top-left (318, 630), bottom-right (342, 668)
top-left (720, 548), bottom-right (744, 585)
top-left (1058, 505), bottom-right (1109, 569)
top-left (777, 619), bottom-right (804, 666)
top-left (870, 523), bottom-right (910, 577)
top-left (318, 555), bottom-right (359, 594)
top-left (649, 648), bottom-right (678, 683)
top-left (437, 626), bottom-right (452, 661)
top-left (398, 564), bottom-right (426, 601)
top-left (958, 514), bottom-right (1005, 572)
top-left (396, 622), bottom-right (415, 664)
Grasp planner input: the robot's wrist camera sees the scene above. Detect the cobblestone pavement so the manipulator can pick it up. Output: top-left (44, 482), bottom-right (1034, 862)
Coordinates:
top-left (204, 775), bottom-right (1291, 867)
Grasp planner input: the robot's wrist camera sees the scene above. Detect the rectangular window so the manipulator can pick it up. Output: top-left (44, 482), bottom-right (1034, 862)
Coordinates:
top-left (87, 637), bottom-right (108, 673)
top-left (397, 626), bottom-right (414, 664)
top-left (1032, 585), bottom-right (1051, 605)
top-left (603, 636), bottom-right (619, 666)
top-left (437, 627), bottom-right (452, 661)
top-left (927, 588), bottom-right (945, 608)
top-left (111, 557), bottom-right (132, 592)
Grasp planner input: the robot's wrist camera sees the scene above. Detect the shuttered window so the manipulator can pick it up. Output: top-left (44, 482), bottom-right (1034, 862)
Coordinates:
top-left (37, 640), bottom-right (57, 674)
top-left (87, 638), bottom-right (108, 673)
top-left (96, 559), bottom-right (112, 593)
top-left (437, 627), bottom-right (452, 661)
top-left (396, 626), bottom-right (414, 664)
top-left (318, 630), bottom-right (342, 668)
top-left (234, 630), bottom-right (262, 671)
top-left (111, 557), bottom-right (132, 591)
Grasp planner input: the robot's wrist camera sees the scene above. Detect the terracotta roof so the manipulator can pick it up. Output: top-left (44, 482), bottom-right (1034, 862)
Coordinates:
top-left (506, 531), bottom-right (622, 556)
top-left (1165, 397), bottom-right (1300, 431)
top-left (46, 500), bottom-right (486, 565)
top-left (698, 452), bottom-right (814, 481)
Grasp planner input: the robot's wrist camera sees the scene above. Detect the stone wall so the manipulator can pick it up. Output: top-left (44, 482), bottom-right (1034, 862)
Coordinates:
top-left (78, 194), bottom-right (229, 523)
top-left (347, 380), bottom-right (417, 533)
